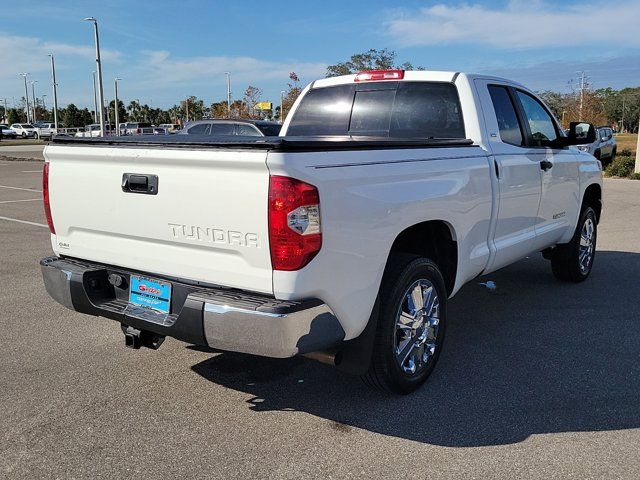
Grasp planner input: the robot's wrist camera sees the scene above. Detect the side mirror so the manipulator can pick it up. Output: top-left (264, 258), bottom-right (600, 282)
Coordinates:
top-left (565, 122), bottom-right (596, 145)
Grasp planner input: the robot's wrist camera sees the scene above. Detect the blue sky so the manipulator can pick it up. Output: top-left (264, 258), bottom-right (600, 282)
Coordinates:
top-left (1, 0), bottom-right (639, 110)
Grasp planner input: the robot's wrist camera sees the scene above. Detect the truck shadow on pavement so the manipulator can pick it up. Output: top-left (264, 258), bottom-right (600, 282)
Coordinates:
top-left (191, 250), bottom-right (640, 447)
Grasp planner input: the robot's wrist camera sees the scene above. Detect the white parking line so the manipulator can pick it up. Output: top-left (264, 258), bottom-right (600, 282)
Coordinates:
top-left (21, 170), bottom-right (42, 173)
top-left (0, 215), bottom-right (47, 228)
top-left (0, 185), bottom-right (42, 193)
top-left (0, 198), bottom-right (40, 204)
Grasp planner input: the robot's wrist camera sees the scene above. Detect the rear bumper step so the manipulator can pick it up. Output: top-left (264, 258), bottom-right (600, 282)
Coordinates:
top-left (40, 256), bottom-right (344, 358)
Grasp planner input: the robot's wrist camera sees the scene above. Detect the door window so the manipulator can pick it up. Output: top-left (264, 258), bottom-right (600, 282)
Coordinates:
top-left (488, 86), bottom-right (524, 146)
top-left (515, 91), bottom-right (558, 146)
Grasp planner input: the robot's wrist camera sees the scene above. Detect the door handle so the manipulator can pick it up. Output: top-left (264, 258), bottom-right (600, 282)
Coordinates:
top-left (122, 173), bottom-right (159, 195)
top-left (540, 160), bottom-right (553, 171)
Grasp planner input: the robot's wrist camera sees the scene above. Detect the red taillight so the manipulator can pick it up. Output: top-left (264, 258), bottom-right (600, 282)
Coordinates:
top-left (268, 176), bottom-right (321, 271)
top-left (136, 128), bottom-right (141, 134)
top-left (355, 69), bottom-right (404, 82)
top-left (43, 162), bottom-right (55, 234)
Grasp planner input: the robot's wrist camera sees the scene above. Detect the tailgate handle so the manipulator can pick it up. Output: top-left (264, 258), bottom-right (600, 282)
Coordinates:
top-left (122, 173), bottom-right (158, 195)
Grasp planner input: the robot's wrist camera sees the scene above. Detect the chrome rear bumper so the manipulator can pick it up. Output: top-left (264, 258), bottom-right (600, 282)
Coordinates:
top-left (40, 256), bottom-right (344, 357)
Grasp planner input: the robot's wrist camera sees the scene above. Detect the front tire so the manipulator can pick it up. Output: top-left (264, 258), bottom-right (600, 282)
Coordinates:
top-left (362, 255), bottom-right (447, 394)
top-left (550, 207), bottom-right (597, 282)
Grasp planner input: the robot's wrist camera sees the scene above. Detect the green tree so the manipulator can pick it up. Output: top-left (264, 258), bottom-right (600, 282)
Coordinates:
top-left (127, 100), bottom-right (142, 122)
top-left (182, 96), bottom-right (204, 121)
top-left (7, 108), bottom-right (21, 125)
top-left (108, 99), bottom-right (127, 125)
top-left (168, 105), bottom-right (183, 124)
top-left (326, 48), bottom-right (424, 77)
top-left (60, 104), bottom-right (83, 127)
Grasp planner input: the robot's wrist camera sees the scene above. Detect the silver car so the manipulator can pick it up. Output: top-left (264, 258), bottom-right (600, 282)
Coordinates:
top-left (577, 126), bottom-right (617, 163)
top-left (177, 119), bottom-right (282, 137)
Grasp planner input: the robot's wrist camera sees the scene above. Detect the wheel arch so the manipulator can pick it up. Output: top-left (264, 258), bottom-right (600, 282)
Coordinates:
top-left (582, 183), bottom-right (602, 223)
top-left (386, 220), bottom-right (458, 295)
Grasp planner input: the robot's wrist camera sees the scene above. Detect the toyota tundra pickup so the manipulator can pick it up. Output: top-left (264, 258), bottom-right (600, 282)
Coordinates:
top-left (40, 70), bottom-right (602, 394)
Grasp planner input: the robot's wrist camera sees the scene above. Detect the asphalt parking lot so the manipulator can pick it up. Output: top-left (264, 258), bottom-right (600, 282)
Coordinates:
top-left (1, 159), bottom-right (640, 479)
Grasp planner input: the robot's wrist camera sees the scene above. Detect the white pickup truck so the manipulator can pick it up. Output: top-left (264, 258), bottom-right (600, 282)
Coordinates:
top-left (41, 70), bottom-right (602, 394)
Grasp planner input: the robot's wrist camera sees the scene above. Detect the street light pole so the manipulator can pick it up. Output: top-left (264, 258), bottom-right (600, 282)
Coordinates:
top-left (85, 17), bottom-right (106, 136)
top-left (48, 54), bottom-right (59, 131)
top-left (20, 73), bottom-right (30, 123)
top-left (225, 72), bottom-right (231, 118)
top-left (92, 72), bottom-right (98, 123)
top-left (114, 78), bottom-right (121, 136)
top-left (42, 94), bottom-right (47, 113)
top-left (31, 80), bottom-right (38, 122)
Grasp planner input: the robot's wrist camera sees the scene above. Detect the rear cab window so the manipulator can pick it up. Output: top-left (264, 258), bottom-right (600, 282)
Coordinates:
top-left (287, 81), bottom-right (465, 139)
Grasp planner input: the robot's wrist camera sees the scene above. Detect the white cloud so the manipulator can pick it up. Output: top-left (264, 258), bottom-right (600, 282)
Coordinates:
top-left (0, 33), bottom-right (122, 79)
top-left (387, 1), bottom-right (640, 49)
top-left (135, 50), bottom-right (327, 89)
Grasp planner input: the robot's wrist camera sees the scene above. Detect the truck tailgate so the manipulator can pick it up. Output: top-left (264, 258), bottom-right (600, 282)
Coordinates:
top-left (45, 144), bottom-right (273, 294)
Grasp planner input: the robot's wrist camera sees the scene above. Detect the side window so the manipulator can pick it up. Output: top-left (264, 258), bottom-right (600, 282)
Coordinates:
top-left (209, 123), bottom-right (236, 135)
top-left (488, 86), bottom-right (524, 146)
top-left (515, 91), bottom-right (558, 146)
top-left (237, 124), bottom-right (262, 136)
top-left (187, 123), bottom-right (210, 135)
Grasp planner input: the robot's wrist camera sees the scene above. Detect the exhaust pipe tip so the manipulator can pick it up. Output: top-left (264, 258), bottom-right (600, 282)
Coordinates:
top-left (303, 349), bottom-right (343, 367)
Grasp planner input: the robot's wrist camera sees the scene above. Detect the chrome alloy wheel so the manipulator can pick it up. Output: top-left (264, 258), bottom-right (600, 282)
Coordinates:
top-left (578, 217), bottom-right (596, 274)
top-left (394, 279), bottom-right (440, 375)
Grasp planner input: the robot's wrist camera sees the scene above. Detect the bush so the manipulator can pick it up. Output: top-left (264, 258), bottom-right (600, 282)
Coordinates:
top-left (619, 149), bottom-right (633, 157)
top-left (631, 173), bottom-right (640, 180)
top-left (605, 155), bottom-right (636, 178)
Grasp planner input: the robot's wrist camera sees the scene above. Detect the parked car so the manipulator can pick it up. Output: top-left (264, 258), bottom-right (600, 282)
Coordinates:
top-left (75, 124), bottom-right (114, 137)
top-left (35, 122), bottom-right (64, 140)
top-left (0, 125), bottom-right (18, 139)
top-left (178, 119), bottom-right (282, 136)
top-left (576, 126), bottom-right (617, 164)
top-left (158, 123), bottom-right (181, 133)
top-left (10, 123), bottom-right (37, 138)
top-left (41, 69), bottom-right (602, 394)
top-left (119, 122), bottom-right (153, 135)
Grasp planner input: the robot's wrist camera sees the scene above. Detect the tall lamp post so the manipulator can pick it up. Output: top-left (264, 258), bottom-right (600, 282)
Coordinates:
top-left (20, 73), bottom-right (30, 123)
top-left (48, 54), bottom-right (59, 131)
top-left (84, 17), bottom-right (105, 136)
top-left (92, 72), bottom-right (98, 123)
top-left (225, 72), bottom-right (231, 118)
top-left (114, 78), bottom-right (121, 136)
top-left (30, 80), bottom-right (38, 122)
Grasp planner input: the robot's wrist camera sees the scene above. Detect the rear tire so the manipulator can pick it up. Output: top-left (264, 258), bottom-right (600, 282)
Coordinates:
top-left (550, 206), bottom-right (597, 282)
top-left (362, 255), bottom-right (447, 394)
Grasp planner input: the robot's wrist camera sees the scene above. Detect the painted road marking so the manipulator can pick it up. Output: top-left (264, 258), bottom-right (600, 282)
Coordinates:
top-left (21, 170), bottom-right (42, 173)
top-left (0, 215), bottom-right (47, 228)
top-left (0, 198), bottom-right (40, 204)
top-left (0, 185), bottom-right (42, 193)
